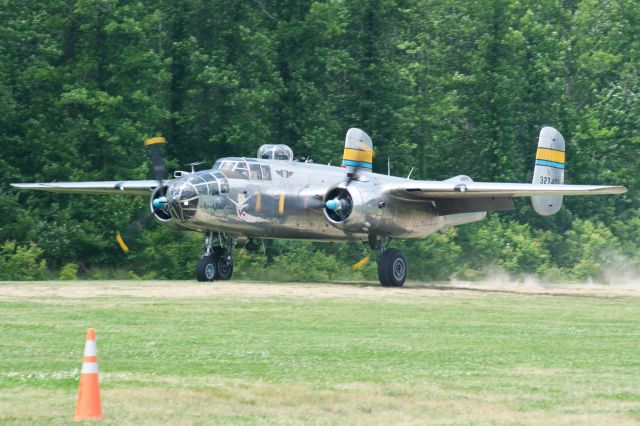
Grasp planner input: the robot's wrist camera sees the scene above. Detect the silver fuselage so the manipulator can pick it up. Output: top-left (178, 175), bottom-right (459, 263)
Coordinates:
top-left (157, 158), bottom-right (485, 242)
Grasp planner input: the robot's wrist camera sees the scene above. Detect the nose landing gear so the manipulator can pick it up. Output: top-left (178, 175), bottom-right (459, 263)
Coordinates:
top-left (196, 255), bottom-right (217, 281)
top-left (196, 231), bottom-right (234, 282)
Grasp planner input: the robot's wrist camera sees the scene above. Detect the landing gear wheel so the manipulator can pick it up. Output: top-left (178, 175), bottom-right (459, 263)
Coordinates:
top-left (214, 247), bottom-right (233, 280)
top-left (196, 255), bottom-right (217, 282)
top-left (377, 248), bottom-right (407, 287)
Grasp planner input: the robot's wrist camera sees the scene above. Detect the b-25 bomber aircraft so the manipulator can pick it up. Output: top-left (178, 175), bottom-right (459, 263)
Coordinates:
top-left (12, 127), bottom-right (626, 286)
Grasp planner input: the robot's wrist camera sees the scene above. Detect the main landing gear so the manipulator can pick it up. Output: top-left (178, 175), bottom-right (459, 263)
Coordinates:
top-left (369, 235), bottom-right (407, 287)
top-left (196, 231), bottom-right (234, 282)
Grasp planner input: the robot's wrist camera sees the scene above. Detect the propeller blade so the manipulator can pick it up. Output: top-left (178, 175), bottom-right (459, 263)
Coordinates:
top-left (115, 213), bottom-right (151, 253)
top-left (144, 136), bottom-right (167, 184)
top-left (115, 231), bottom-right (130, 254)
top-left (352, 255), bottom-right (370, 271)
top-left (346, 172), bottom-right (357, 186)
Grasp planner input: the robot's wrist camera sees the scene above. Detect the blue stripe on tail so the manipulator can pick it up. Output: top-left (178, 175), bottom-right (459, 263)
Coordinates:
top-left (341, 160), bottom-right (373, 169)
top-left (535, 159), bottom-right (565, 170)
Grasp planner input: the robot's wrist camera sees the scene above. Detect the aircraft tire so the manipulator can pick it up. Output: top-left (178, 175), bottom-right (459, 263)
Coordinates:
top-left (215, 249), bottom-right (233, 280)
top-left (377, 249), bottom-right (407, 287)
top-left (196, 255), bottom-right (217, 282)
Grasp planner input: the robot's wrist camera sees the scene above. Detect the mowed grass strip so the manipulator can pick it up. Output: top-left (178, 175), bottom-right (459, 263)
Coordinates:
top-left (0, 281), bottom-right (639, 425)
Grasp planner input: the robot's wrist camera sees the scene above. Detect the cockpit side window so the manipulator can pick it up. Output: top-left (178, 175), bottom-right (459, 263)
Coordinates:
top-left (232, 161), bottom-right (250, 179)
top-left (249, 163), bottom-right (262, 180)
top-left (261, 165), bottom-right (271, 180)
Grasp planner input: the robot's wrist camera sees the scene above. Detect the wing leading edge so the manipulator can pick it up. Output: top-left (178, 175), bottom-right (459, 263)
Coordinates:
top-left (10, 180), bottom-right (166, 196)
top-left (385, 181), bottom-right (626, 200)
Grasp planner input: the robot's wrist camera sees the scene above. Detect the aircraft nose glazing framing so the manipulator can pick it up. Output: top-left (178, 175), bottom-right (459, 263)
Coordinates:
top-left (166, 172), bottom-right (220, 222)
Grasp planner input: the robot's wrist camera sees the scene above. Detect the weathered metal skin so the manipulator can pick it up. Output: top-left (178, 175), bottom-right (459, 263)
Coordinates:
top-left (159, 158), bottom-right (481, 242)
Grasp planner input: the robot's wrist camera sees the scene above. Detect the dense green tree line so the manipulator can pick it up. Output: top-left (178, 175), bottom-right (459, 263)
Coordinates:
top-left (1, 0), bottom-right (637, 281)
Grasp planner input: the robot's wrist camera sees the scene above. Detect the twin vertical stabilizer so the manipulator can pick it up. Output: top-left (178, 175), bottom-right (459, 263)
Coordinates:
top-left (532, 126), bottom-right (565, 216)
top-left (342, 128), bottom-right (373, 173)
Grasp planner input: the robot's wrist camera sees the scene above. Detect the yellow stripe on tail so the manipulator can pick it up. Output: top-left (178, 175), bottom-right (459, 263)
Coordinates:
top-left (536, 147), bottom-right (565, 164)
top-left (343, 148), bottom-right (374, 164)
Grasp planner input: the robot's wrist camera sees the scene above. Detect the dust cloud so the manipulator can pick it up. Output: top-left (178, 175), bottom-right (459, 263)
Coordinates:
top-left (446, 254), bottom-right (640, 297)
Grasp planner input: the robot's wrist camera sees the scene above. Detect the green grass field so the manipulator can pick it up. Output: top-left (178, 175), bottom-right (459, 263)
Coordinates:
top-left (0, 281), bottom-right (639, 425)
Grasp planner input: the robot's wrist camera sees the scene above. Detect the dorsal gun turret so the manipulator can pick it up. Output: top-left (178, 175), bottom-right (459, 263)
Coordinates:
top-left (257, 144), bottom-right (293, 161)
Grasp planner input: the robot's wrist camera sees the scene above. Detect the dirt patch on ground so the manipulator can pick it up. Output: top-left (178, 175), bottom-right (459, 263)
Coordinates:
top-left (1, 378), bottom-right (635, 425)
top-left (0, 280), bottom-right (638, 302)
top-left (99, 380), bottom-right (636, 426)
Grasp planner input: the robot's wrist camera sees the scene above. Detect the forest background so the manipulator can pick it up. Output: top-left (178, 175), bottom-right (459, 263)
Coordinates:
top-left (1, 0), bottom-right (638, 282)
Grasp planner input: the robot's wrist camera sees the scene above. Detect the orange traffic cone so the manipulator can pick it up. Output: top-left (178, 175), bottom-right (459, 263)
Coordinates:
top-left (75, 328), bottom-right (103, 421)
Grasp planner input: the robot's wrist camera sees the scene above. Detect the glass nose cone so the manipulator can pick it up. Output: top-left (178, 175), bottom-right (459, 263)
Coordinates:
top-left (167, 181), bottom-right (199, 222)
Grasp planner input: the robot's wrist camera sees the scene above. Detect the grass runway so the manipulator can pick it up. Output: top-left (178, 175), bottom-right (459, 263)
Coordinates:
top-left (0, 281), bottom-right (639, 424)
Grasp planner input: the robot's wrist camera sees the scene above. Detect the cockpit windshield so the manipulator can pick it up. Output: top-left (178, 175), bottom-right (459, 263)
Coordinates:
top-left (214, 160), bottom-right (250, 179)
top-left (213, 159), bottom-right (271, 180)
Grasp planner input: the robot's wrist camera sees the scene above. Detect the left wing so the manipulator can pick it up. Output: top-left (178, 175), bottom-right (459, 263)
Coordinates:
top-left (385, 181), bottom-right (627, 201)
top-left (10, 180), bottom-right (167, 196)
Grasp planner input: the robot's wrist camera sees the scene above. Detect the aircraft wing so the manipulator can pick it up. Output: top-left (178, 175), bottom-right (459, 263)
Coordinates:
top-left (385, 181), bottom-right (627, 200)
top-left (384, 181), bottom-right (626, 215)
top-left (10, 180), bottom-right (166, 196)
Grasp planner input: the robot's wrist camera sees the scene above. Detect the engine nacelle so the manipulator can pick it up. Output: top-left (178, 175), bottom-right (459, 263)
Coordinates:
top-left (323, 182), bottom-right (383, 234)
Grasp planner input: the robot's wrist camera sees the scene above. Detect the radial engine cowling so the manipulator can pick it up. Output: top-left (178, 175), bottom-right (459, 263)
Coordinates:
top-left (323, 182), bottom-right (383, 234)
top-left (149, 186), bottom-right (180, 229)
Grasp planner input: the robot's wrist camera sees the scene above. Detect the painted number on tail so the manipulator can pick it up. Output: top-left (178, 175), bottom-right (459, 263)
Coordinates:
top-left (539, 176), bottom-right (560, 185)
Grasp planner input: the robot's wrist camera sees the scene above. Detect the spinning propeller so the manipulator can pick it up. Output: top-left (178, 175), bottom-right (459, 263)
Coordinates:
top-left (115, 137), bottom-right (168, 253)
top-left (325, 129), bottom-right (374, 221)
top-left (324, 187), bottom-right (353, 223)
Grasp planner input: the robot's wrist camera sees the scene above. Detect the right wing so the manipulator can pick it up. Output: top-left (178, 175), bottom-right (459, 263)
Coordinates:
top-left (10, 180), bottom-right (168, 196)
top-left (383, 180), bottom-right (626, 215)
top-left (385, 181), bottom-right (627, 201)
